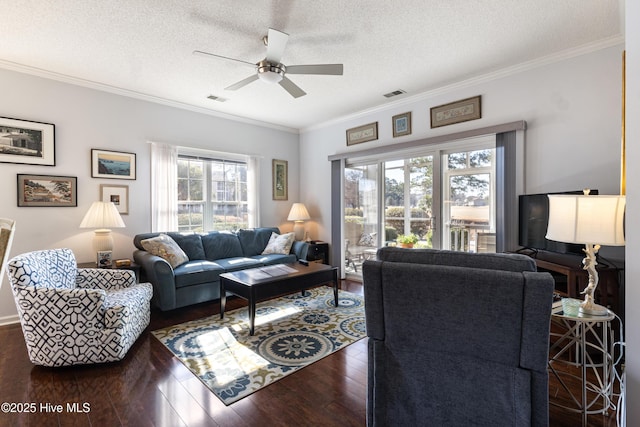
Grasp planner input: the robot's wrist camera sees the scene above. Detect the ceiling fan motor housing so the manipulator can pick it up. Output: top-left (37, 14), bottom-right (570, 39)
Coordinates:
top-left (257, 60), bottom-right (285, 83)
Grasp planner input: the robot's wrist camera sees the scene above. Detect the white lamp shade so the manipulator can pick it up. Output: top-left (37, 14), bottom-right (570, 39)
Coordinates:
top-left (546, 195), bottom-right (625, 246)
top-left (287, 203), bottom-right (311, 221)
top-left (80, 201), bottom-right (126, 229)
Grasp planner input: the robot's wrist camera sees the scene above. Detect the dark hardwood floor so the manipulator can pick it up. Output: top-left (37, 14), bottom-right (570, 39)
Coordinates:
top-left (0, 280), bottom-right (619, 426)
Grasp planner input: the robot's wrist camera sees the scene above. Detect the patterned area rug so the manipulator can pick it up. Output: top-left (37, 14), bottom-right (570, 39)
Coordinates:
top-left (152, 286), bottom-right (366, 405)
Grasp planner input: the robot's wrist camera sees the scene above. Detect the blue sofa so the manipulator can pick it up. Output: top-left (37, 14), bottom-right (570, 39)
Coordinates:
top-left (133, 227), bottom-right (309, 311)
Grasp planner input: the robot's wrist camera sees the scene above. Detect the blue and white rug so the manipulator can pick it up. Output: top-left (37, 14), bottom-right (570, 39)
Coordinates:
top-left (152, 286), bottom-right (366, 405)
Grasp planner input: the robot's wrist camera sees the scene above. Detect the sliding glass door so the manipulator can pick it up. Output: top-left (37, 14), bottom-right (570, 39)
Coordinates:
top-left (343, 164), bottom-right (379, 275)
top-left (342, 136), bottom-right (497, 279)
top-left (442, 147), bottom-right (496, 253)
top-left (383, 156), bottom-right (434, 248)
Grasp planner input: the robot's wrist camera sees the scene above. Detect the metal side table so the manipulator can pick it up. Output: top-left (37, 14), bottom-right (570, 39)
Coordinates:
top-left (548, 301), bottom-right (615, 426)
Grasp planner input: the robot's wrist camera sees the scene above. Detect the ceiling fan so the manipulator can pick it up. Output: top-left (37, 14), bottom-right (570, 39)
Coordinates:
top-left (194, 28), bottom-right (343, 98)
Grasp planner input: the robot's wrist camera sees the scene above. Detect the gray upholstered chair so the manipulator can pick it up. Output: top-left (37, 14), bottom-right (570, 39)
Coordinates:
top-left (7, 248), bottom-right (153, 367)
top-left (363, 247), bottom-right (555, 427)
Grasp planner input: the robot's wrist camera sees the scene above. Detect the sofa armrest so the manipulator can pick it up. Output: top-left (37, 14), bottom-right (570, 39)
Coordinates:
top-left (292, 241), bottom-right (309, 260)
top-left (133, 249), bottom-right (177, 311)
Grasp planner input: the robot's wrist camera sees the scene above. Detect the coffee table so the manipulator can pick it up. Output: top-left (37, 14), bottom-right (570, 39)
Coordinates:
top-left (219, 262), bottom-right (339, 335)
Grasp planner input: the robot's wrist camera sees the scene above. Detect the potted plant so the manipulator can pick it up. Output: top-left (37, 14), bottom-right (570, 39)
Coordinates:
top-left (396, 233), bottom-right (419, 248)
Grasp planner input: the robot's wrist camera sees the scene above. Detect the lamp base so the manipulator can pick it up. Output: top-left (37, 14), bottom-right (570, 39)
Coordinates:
top-left (93, 229), bottom-right (114, 252)
top-left (579, 303), bottom-right (609, 316)
top-left (293, 222), bottom-right (305, 241)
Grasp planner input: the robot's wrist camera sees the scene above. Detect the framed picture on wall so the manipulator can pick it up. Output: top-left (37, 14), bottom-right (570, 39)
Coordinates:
top-left (430, 96), bottom-right (482, 128)
top-left (0, 116), bottom-right (55, 166)
top-left (346, 122), bottom-right (378, 146)
top-left (91, 149), bottom-right (136, 180)
top-left (17, 174), bottom-right (77, 207)
top-left (272, 159), bottom-right (288, 200)
top-left (392, 112), bottom-right (412, 137)
top-left (100, 184), bottom-right (129, 215)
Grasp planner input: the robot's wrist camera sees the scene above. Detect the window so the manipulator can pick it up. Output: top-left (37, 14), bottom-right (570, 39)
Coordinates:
top-left (177, 155), bottom-right (248, 232)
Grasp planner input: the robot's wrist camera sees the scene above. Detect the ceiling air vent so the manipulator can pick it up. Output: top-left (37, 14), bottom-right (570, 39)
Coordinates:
top-left (383, 89), bottom-right (406, 98)
top-left (207, 95), bottom-right (228, 102)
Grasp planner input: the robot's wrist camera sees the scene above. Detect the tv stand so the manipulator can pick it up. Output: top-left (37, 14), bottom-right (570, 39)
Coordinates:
top-left (524, 250), bottom-right (621, 314)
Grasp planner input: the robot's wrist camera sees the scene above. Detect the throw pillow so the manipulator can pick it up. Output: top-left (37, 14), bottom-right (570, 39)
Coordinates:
top-left (261, 232), bottom-right (296, 255)
top-left (140, 234), bottom-right (189, 268)
top-left (358, 232), bottom-right (377, 247)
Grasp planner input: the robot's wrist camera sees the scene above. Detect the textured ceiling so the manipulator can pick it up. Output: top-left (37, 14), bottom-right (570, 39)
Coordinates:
top-left (0, 0), bottom-right (624, 131)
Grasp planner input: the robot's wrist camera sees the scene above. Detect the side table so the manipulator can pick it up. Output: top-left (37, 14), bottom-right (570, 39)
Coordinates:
top-left (307, 241), bottom-right (329, 264)
top-left (548, 301), bottom-right (615, 426)
top-left (77, 261), bottom-right (141, 283)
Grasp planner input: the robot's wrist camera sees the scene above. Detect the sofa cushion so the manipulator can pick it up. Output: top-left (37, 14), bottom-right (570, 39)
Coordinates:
top-left (173, 261), bottom-right (225, 288)
top-left (215, 257), bottom-right (262, 272)
top-left (252, 254), bottom-right (297, 266)
top-left (237, 227), bottom-right (280, 256)
top-left (201, 232), bottom-right (243, 260)
top-left (140, 234), bottom-right (189, 268)
top-left (262, 232), bottom-right (295, 255)
top-left (167, 233), bottom-right (205, 260)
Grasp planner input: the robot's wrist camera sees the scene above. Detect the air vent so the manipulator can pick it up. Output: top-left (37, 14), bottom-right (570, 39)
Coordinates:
top-left (207, 95), bottom-right (228, 102)
top-left (383, 89), bottom-right (406, 98)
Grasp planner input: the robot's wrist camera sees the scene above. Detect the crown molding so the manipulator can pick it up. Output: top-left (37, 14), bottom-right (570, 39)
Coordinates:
top-left (301, 35), bottom-right (625, 134)
top-left (0, 59), bottom-right (299, 134)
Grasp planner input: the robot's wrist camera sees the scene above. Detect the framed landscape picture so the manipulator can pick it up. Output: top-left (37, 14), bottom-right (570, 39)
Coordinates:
top-left (272, 159), bottom-right (288, 200)
top-left (17, 174), bottom-right (77, 207)
top-left (91, 149), bottom-right (136, 180)
top-left (0, 116), bottom-right (55, 166)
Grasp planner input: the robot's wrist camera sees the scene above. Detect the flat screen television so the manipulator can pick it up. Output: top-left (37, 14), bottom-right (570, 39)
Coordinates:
top-left (518, 190), bottom-right (598, 255)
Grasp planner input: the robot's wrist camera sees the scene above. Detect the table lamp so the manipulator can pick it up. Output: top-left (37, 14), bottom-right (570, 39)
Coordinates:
top-left (80, 201), bottom-right (125, 260)
top-left (287, 203), bottom-right (310, 241)
top-left (546, 193), bottom-right (625, 315)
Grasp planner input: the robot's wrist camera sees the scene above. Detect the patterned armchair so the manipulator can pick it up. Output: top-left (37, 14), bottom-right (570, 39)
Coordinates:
top-left (7, 248), bottom-right (153, 367)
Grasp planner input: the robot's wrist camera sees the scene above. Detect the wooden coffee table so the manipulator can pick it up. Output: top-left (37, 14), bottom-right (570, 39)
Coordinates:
top-left (219, 262), bottom-right (339, 335)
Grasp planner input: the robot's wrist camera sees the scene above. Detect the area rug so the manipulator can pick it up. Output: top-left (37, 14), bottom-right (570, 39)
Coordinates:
top-left (152, 286), bottom-right (366, 405)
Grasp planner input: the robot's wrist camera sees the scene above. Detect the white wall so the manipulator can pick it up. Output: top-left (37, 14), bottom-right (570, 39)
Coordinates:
top-left (625, 0), bottom-right (638, 422)
top-left (300, 45), bottom-right (624, 243)
top-left (0, 68), bottom-right (300, 322)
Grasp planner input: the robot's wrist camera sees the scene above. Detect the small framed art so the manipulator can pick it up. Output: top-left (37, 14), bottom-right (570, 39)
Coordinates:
top-left (346, 122), bottom-right (378, 146)
top-left (100, 184), bottom-right (129, 215)
top-left (0, 116), bottom-right (55, 166)
top-left (91, 149), bottom-right (136, 180)
top-left (392, 112), bottom-right (412, 137)
top-left (430, 96), bottom-right (482, 128)
top-left (272, 159), bottom-right (288, 201)
top-left (97, 250), bottom-right (112, 268)
top-left (17, 174), bottom-right (77, 207)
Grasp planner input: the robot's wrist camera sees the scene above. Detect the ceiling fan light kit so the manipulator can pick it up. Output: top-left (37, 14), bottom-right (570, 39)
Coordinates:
top-left (195, 28), bottom-right (343, 98)
top-left (257, 60), bottom-right (285, 84)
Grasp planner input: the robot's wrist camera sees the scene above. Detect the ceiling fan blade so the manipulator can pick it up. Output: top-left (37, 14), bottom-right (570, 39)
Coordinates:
top-left (279, 77), bottom-right (306, 98)
top-left (193, 50), bottom-right (255, 67)
top-left (265, 28), bottom-right (289, 64)
top-left (225, 74), bottom-right (259, 91)
top-left (286, 64), bottom-right (344, 75)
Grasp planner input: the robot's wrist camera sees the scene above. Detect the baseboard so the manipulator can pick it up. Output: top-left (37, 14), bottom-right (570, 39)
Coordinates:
top-left (0, 314), bottom-right (20, 326)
